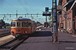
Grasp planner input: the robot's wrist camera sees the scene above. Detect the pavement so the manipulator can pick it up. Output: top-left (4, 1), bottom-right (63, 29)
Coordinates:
top-left (15, 30), bottom-right (76, 50)
top-left (0, 35), bottom-right (15, 46)
top-left (58, 32), bottom-right (76, 50)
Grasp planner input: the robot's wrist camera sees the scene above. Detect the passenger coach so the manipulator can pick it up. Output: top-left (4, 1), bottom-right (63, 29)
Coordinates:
top-left (11, 18), bottom-right (36, 37)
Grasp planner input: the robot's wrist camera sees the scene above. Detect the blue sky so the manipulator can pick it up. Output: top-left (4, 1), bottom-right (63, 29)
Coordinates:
top-left (0, 0), bottom-right (57, 23)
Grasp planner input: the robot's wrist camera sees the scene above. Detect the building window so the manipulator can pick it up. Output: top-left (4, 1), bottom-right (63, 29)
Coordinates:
top-left (60, 23), bottom-right (63, 28)
top-left (67, 0), bottom-right (69, 2)
top-left (58, 11), bottom-right (62, 14)
top-left (73, 8), bottom-right (76, 16)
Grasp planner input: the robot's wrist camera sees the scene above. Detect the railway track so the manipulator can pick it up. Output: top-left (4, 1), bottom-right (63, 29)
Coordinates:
top-left (0, 33), bottom-right (10, 38)
top-left (0, 29), bottom-right (10, 38)
top-left (0, 35), bottom-right (29, 50)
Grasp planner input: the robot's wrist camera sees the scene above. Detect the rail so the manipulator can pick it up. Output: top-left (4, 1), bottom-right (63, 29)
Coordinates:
top-left (0, 35), bottom-right (29, 50)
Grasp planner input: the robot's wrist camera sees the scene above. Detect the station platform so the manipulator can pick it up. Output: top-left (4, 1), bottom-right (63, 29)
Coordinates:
top-left (15, 32), bottom-right (76, 50)
top-left (16, 36), bottom-right (55, 50)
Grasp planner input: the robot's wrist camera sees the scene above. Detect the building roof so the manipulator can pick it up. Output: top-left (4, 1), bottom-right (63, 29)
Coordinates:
top-left (58, 0), bottom-right (62, 5)
top-left (70, 0), bottom-right (76, 9)
top-left (12, 18), bottom-right (31, 21)
top-left (63, 0), bottom-right (74, 7)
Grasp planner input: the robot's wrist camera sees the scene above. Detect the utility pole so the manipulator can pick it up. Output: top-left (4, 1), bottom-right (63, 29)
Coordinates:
top-left (16, 10), bottom-right (18, 18)
top-left (52, 0), bottom-right (58, 42)
top-left (45, 7), bottom-right (49, 23)
top-left (46, 16), bottom-right (47, 22)
top-left (3, 14), bottom-right (5, 20)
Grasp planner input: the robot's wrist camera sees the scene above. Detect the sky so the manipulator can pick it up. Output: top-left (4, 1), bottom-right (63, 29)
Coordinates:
top-left (0, 0), bottom-right (57, 24)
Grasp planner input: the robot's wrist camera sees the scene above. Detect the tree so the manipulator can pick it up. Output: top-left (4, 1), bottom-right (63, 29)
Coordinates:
top-left (0, 19), bottom-right (5, 28)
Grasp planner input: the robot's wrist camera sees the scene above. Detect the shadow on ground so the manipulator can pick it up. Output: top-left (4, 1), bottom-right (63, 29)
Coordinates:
top-left (59, 41), bottom-right (76, 43)
top-left (30, 31), bottom-right (53, 37)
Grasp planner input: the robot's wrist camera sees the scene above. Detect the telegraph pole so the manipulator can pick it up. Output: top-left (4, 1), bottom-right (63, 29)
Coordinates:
top-left (52, 0), bottom-right (58, 42)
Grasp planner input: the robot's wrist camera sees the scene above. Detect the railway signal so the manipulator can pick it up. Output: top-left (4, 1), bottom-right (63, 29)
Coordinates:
top-left (45, 7), bottom-right (49, 12)
top-left (42, 7), bottom-right (51, 27)
top-left (42, 7), bottom-right (51, 16)
top-left (43, 12), bottom-right (51, 16)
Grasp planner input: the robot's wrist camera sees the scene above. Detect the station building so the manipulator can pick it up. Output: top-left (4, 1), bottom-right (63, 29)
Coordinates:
top-left (58, 0), bottom-right (76, 34)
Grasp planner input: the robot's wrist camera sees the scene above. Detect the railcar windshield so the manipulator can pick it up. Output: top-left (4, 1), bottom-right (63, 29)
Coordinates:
top-left (22, 22), bottom-right (32, 27)
top-left (17, 22), bottom-right (21, 27)
top-left (11, 22), bottom-right (15, 27)
top-left (11, 21), bottom-right (21, 27)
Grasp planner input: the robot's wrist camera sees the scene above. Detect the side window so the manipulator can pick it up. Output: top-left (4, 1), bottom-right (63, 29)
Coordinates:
top-left (22, 22), bottom-right (32, 27)
top-left (22, 22), bottom-right (27, 27)
top-left (17, 22), bottom-right (20, 27)
top-left (28, 23), bottom-right (32, 27)
top-left (11, 22), bottom-right (15, 27)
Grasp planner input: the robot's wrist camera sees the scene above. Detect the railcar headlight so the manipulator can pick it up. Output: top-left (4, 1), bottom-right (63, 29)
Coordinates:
top-left (25, 31), bottom-right (27, 33)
